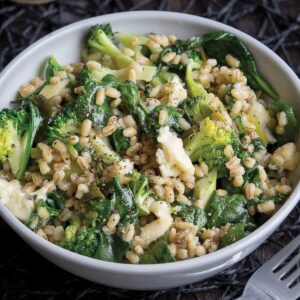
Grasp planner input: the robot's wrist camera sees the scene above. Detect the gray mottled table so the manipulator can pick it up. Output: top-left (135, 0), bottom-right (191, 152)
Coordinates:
top-left (0, 1), bottom-right (299, 299)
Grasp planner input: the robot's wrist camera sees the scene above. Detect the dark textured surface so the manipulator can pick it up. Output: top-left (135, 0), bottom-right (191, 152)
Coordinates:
top-left (0, 0), bottom-right (300, 299)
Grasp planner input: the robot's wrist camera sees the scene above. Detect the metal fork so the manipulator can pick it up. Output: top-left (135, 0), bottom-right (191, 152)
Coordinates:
top-left (239, 235), bottom-right (300, 300)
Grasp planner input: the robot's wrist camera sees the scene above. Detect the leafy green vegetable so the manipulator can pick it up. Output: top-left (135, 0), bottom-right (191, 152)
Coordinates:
top-left (113, 176), bottom-right (135, 219)
top-left (47, 190), bottom-right (67, 209)
top-left (177, 203), bottom-right (207, 231)
top-left (47, 74), bottom-right (116, 143)
top-left (157, 37), bottom-right (203, 71)
top-left (194, 169), bottom-right (217, 210)
top-left (110, 128), bottom-right (130, 153)
top-left (201, 31), bottom-right (278, 99)
top-left (269, 101), bottom-right (297, 145)
top-left (94, 232), bottom-right (129, 262)
top-left (207, 194), bottom-right (249, 227)
top-left (119, 79), bottom-right (150, 124)
top-left (219, 223), bottom-right (254, 247)
top-left (26, 198), bottom-right (61, 231)
top-left (140, 235), bottom-right (175, 264)
top-left (0, 103), bottom-right (43, 179)
top-left (144, 105), bottom-right (185, 139)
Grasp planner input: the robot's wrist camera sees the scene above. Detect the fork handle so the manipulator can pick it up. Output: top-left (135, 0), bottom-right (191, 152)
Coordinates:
top-left (237, 282), bottom-right (274, 300)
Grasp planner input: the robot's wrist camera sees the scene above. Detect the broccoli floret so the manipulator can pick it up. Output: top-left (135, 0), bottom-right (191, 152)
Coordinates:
top-left (184, 117), bottom-right (239, 178)
top-left (129, 172), bottom-right (153, 215)
top-left (47, 110), bottom-right (81, 143)
top-left (180, 96), bottom-right (213, 124)
top-left (185, 58), bottom-right (206, 98)
top-left (88, 63), bottom-right (157, 83)
top-left (151, 71), bottom-right (180, 87)
top-left (118, 33), bottom-right (161, 54)
top-left (86, 24), bottom-right (133, 69)
top-left (144, 105), bottom-right (185, 139)
top-left (44, 55), bottom-right (64, 80)
top-left (90, 134), bottom-right (120, 165)
top-left (47, 75), bottom-right (115, 143)
top-left (61, 225), bottom-right (100, 257)
top-left (0, 103), bottom-right (42, 179)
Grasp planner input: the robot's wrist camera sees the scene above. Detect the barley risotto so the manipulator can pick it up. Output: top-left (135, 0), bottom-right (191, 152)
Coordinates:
top-left (0, 24), bottom-right (298, 264)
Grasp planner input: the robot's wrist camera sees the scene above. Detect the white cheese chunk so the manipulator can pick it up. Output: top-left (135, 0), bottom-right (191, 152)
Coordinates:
top-left (156, 126), bottom-right (195, 182)
top-left (0, 179), bottom-right (55, 222)
top-left (140, 201), bottom-right (173, 247)
top-left (0, 179), bottom-right (34, 222)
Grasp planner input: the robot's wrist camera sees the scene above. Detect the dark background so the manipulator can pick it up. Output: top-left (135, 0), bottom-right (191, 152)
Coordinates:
top-left (0, 0), bottom-right (300, 299)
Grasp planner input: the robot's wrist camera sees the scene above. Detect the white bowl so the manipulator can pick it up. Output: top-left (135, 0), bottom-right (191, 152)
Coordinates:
top-left (0, 11), bottom-right (300, 290)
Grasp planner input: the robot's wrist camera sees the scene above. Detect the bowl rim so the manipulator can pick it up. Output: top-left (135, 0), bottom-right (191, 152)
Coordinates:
top-left (0, 10), bottom-right (300, 274)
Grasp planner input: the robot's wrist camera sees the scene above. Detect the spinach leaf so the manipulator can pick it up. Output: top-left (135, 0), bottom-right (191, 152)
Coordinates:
top-left (140, 235), bottom-right (175, 264)
top-left (157, 37), bottom-right (203, 71)
top-left (219, 223), bottom-right (254, 248)
top-left (177, 202), bottom-right (207, 231)
top-left (47, 190), bottom-right (67, 209)
top-left (112, 234), bottom-right (130, 262)
top-left (144, 105), bottom-right (184, 139)
top-left (94, 231), bottom-right (130, 262)
top-left (110, 128), bottom-right (130, 153)
top-left (207, 194), bottom-right (249, 227)
top-left (94, 231), bottom-right (114, 262)
top-left (113, 176), bottom-right (135, 219)
top-left (269, 101), bottom-right (297, 145)
top-left (201, 31), bottom-right (278, 99)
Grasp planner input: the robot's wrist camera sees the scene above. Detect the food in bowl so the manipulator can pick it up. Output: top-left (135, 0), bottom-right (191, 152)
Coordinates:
top-left (0, 23), bottom-right (299, 264)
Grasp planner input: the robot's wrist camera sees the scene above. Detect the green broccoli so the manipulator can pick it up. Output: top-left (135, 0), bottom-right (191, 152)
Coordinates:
top-left (180, 96), bottom-right (213, 124)
top-left (44, 55), bottom-right (64, 80)
top-left (61, 225), bottom-right (101, 257)
top-left (0, 103), bottom-right (42, 179)
top-left (129, 172), bottom-right (153, 215)
top-left (118, 32), bottom-right (162, 54)
top-left (47, 109), bottom-right (81, 143)
top-left (185, 58), bottom-right (206, 98)
top-left (184, 117), bottom-right (239, 178)
top-left (151, 71), bottom-right (180, 87)
top-left (86, 24), bottom-right (133, 69)
top-left (89, 63), bottom-right (157, 83)
top-left (47, 75), bottom-right (115, 143)
top-left (90, 134), bottom-right (120, 165)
